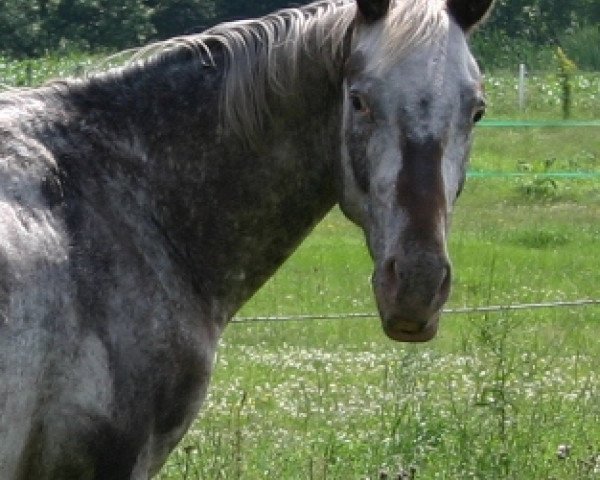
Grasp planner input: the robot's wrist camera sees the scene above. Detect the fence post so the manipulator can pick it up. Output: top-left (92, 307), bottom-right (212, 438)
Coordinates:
top-left (518, 63), bottom-right (527, 112)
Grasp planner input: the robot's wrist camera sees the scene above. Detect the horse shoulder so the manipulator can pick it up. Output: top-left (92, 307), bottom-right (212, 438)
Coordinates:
top-left (0, 120), bottom-right (94, 479)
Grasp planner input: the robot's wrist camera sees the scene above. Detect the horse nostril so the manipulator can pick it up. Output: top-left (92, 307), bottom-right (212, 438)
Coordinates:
top-left (380, 256), bottom-right (450, 307)
top-left (438, 264), bottom-right (451, 301)
top-left (381, 257), bottom-right (408, 298)
top-left (384, 258), bottom-right (400, 283)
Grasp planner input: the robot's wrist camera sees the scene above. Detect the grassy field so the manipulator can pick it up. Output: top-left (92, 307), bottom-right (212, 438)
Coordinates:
top-left (2, 55), bottom-right (599, 478)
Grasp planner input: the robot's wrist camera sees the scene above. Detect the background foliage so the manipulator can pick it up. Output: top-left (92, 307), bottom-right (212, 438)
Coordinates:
top-left (0, 0), bottom-right (599, 69)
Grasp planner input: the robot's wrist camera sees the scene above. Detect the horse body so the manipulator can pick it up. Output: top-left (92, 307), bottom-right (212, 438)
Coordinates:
top-left (1, 36), bottom-right (341, 480)
top-left (0, 0), bottom-right (493, 478)
top-left (0, 78), bottom-right (209, 479)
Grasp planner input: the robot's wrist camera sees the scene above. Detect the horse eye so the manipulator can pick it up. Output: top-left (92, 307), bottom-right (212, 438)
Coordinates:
top-left (472, 99), bottom-right (486, 124)
top-left (473, 107), bottom-right (485, 124)
top-left (349, 92), bottom-right (369, 115)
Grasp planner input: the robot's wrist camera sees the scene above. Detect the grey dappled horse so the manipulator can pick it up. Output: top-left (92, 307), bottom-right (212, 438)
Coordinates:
top-left (0, 0), bottom-right (492, 477)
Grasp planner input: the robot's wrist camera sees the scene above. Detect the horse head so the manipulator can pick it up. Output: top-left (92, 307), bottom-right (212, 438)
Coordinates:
top-left (339, 0), bottom-right (493, 342)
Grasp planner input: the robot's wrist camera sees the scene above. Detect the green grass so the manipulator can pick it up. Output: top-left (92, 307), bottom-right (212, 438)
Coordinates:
top-left (161, 313), bottom-right (600, 479)
top-left (4, 55), bottom-right (599, 479)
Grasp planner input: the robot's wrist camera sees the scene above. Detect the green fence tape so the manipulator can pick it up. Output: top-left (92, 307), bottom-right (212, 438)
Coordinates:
top-left (478, 119), bottom-right (600, 128)
top-left (467, 171), bottom-right (600, 179)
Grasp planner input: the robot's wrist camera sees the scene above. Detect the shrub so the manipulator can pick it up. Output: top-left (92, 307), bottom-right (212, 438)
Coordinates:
top-left (470, 30), bottom-right (556, 72)
top-left (559, 25), bottom-right (600, 71)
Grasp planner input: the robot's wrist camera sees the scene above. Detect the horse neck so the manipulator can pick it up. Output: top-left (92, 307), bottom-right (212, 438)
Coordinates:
top-left (65, 45), bottom-right (344, 321)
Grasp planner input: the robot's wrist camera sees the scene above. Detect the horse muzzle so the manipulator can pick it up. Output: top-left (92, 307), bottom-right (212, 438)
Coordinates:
top-left (373, 251), bottom-right (451, 343)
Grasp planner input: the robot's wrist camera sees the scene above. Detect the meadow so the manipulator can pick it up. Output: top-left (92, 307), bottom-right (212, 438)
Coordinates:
top-left (2, 55), bottom-right (599, 479)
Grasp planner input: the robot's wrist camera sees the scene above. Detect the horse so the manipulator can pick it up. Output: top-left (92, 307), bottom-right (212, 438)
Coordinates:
top-left (0, 0), bottom-right (493, 477)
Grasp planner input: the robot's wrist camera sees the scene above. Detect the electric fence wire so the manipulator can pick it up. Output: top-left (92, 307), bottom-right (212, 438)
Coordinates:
top-left (232, 298), bottom-right (600, 323)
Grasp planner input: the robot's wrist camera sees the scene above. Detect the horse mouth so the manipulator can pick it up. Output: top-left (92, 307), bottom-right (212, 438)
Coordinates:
top-left (381, 314), bottom-right (440, 343)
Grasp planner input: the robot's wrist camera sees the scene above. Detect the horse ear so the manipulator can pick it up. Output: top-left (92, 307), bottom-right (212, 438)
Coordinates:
top-left (447, 0), bottom-right (495, 32)
top-left (356, 0), bottom-right (391, 24)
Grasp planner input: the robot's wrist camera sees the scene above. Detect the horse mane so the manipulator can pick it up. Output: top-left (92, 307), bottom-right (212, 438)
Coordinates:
top-left (126, 0), bottom-right (447, 141)
top-left (132, 0), bottom-right (356, 140)
top-left (365, 0), bottom-right (448, 72)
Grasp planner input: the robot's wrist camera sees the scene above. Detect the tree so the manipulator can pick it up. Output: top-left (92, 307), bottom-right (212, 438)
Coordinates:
top-left (149, 0), bottom-right (218, 40)
top-left (0, 0), bottom-right (48, 57)
top-left (486, 0), bottom-right (600, 43)
top-left (215, 1), bottom-right (307, 23)
top-left (44, 0), bottom-right (154, 51)
top-left (0, 0), bottom-right (598, 59)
